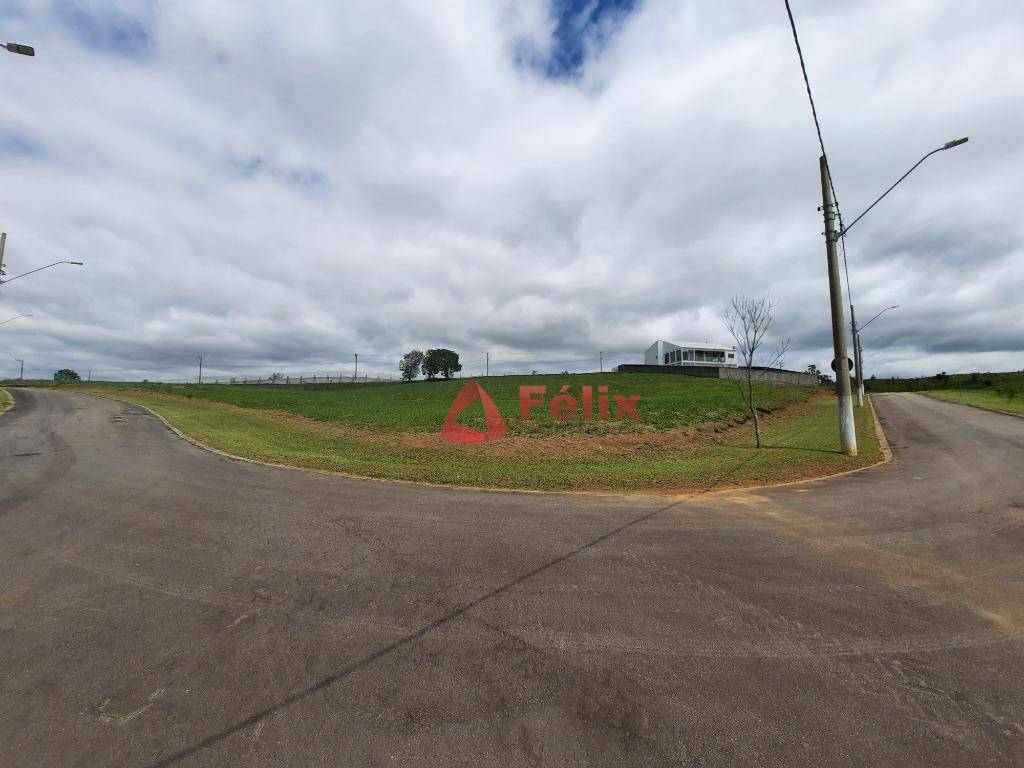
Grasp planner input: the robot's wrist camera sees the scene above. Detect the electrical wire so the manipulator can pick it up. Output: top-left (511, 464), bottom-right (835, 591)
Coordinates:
top-left (783, 0), bottom-right (855, 302)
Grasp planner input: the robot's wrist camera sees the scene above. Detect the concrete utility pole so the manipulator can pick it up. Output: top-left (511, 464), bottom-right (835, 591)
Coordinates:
top-left (486, 352), bottom-right (489, 377)
top-left (857, 334), bottom-right (865, 403)
top-left (819, 156), bottom-right (857, 456)
top-left (0, 232), bottom-right (6, 282)
top-left (599, 351), bottom-right (604, 373)
top-left (353, 354), bottom-right (358, 382)
top-left (15, 358), bottom-right (24, 380)
top-left (195, 354), bottom-right (203, 384)
top-left (850, 304), bottom-right (863, 407)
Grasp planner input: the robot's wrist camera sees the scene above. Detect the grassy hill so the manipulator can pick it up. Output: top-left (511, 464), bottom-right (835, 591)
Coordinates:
top-left (3, 373), bottom-right (884, 492)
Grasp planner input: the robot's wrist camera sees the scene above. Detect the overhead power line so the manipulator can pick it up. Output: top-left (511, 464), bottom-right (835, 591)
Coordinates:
top-left (783, 0), bottom-right (854, 300)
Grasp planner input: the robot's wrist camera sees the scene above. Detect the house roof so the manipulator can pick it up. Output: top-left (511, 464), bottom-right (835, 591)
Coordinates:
top-left (649, 340), bottom-right (736, 351)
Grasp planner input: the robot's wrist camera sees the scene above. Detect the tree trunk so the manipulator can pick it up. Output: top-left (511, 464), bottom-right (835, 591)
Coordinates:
top-left (752, 407), bottom-right (762, 448)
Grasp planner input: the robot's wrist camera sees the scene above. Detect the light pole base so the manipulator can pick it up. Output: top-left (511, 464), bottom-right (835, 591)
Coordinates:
top-left (839, 394), bottom-right (858, 456)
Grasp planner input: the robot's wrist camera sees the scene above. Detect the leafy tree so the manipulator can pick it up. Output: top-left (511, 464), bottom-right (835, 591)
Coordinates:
top-left (53, 369), bottom-right (81, 382)
top-left (400, 350), bottom-right (425, 382)
top-left (423, 348), bottom-right (461, 380)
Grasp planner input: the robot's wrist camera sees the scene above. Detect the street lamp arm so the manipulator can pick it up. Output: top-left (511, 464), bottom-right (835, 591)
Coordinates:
top-left (838, 137), bottom-right (968, 239)
top-left (0, 313), bottom-right (33, 325)
top-left (859, 305), bottom-right (899, 332)
top-left (0, 260), bottom-right (83, 285)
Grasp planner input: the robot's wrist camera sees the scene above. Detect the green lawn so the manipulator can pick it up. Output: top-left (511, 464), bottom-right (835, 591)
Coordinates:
top-left (83, 384), bottom-right (881, 493)
top-left (923, 389), bottom-right (1024, 418)
top-left (99, 373), bottom-right (812, 436)
top-left (0, 388), bottom-right (11, 415)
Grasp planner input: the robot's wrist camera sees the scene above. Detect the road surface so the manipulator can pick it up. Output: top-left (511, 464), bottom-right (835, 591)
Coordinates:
top-left (1, 388), bottom-right (1023, 767)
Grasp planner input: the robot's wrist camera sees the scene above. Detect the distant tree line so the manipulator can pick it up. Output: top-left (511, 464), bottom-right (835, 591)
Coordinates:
top-left (867, 370), bottom-right (1024, 400)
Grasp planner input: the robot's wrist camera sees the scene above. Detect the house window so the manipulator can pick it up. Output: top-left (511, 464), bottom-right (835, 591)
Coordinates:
top-left (664, 352), bottom-right (671, 364)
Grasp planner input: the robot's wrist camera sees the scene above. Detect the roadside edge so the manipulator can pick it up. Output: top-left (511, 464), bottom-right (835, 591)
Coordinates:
top-left (919, 391), bottom-right (1024, 421)
top-left (0, 387), bottom-right (13, 417)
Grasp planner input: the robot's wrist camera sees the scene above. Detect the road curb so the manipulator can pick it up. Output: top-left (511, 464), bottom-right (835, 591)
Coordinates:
top-left (869, 394), bottom-right (893, 463)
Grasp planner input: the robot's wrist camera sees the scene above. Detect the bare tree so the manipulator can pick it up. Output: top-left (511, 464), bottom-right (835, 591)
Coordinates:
top-left (722, 295), bottom-right (791, 448)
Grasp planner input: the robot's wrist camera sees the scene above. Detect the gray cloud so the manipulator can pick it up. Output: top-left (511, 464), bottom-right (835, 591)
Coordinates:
top-left (0, 0), bottom-right (1021, 383)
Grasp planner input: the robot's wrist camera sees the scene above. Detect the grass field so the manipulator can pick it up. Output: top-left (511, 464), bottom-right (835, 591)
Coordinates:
top-left (923, 389), bottom-right (1024, 418)
top-left (0, 388), bottom-right (11, 415)
top-left (112, 373), bottom-right (811, 436)
top-left (62, 372), bottom-right (882, 493)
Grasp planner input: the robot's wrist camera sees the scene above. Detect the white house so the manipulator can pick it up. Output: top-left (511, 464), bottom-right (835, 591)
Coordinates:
top-left (644, 340), bottom-right (738, 367)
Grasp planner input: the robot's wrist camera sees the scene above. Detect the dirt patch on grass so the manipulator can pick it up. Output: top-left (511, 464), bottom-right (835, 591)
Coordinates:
top-left (95, 387), bottom-right (826, 459)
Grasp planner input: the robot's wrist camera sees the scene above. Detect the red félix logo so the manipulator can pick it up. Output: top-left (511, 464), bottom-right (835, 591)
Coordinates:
top-left (441, 380), bottom-right (508, 444)
top-left (442, 380), bottom-right (641, 444)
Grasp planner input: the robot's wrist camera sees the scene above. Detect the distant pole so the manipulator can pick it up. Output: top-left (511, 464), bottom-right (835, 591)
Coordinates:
top-left (820, 156), bottom-right (857, 456)
top-left (0, 232), bottom-right (6, 283)
top-left (353, 353), bottom-right (358, 382)
top-left (15, 358), bottom-right (24, 379)
top-left (857, 334), bottom-right (865, 402)
top-left (486, 352), bottom-right (489, 377)
top-left (599, 351), bottom-right (604, 373)
top-left (88, 370), bottom-right (91, 382)
top-left (196, 354), bottom-right (203, 384)
top-left (850, 304), bottom-right (863, 407)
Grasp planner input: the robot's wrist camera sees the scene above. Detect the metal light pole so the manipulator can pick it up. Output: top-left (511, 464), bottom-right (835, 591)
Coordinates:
top-left (819, 157), bottom-right (857, 456)
top-left (353, 353), bottom-right (358, 382)
top-left (0, 313), bottom-right (32, 326)
top-left (599, 351), bottom-right (604, 373)
top-left (195, 354), bottom-right (203, 384)
top-left (15, 359), bottom-right (24, 380)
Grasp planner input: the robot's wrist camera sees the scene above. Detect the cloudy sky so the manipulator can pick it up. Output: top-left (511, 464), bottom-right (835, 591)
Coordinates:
top-left (0, 0), bottom-right (1021, 382)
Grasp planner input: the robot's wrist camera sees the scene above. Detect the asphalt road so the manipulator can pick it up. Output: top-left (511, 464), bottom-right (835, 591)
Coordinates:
top-left (2, 388), bottom-right (1023, 767)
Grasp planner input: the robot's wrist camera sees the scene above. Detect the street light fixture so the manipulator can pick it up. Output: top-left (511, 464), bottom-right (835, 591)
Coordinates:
top-left (0, 314), bottom-right (33, 326)
top-left (2, 41), bottom-right (35, 56)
